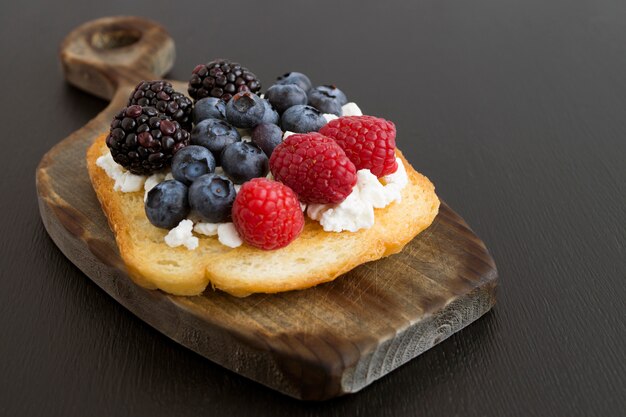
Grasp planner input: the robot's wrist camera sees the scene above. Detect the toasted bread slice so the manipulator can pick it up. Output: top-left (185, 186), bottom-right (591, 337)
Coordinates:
top-left (87, 134), bottom-right (439, 297)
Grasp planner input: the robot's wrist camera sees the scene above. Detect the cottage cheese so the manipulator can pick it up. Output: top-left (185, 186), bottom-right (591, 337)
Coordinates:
top-left (193, 222), bottom-right (218, 236)
top-left (217, 223), bottom-right (243, 248)
top-left (308, 186), bottom-right (374, 232)
top-left (164, 220), bottom-right (199, 250)
top-left (96, 152), bottom-right (146, 192)
top-left (143, 172), bottom-right (167, 201)
top-left (323, 113), bottom-right (339, 123)
top-left (341, 102), bottom-right (363, 117)
top-left (194, 221), bottom-right (242, 248)
top-left (306, 158), bottom-right (408, 232)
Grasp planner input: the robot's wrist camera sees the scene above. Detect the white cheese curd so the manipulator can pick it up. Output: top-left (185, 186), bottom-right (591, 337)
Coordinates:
top-left (143, 172), bottom-right (167, 201)
top-left (193, 222), bottom-right (218, 236)
top-left (323, 113), bottom-right (339, 123)
top-left (189, 221), bottom-right (242, 249)
top-left (306, 158), bottom-right (408, 232)
top-left (192, 222), bottom-right (242, 248)
top-left (116, 172), bottom-right (146, 192)
top-left (300, 201), bottom-right (307, 212)
top-left (96, 152), bottom-right (146, 192)
top-left (241, 135), bottom-right (252, 143)
top-left (381, 157), bottom-right (408, 203)
top-left (306, 203), bottom-right (327, 221)
top-left (164, 172), bottom-right (174, 181)
top-left (164, 220), bottom-right (199, 250)
top-left (214, 166), bottom-right (225, 176)
top-left (96, 152), bottom-right (123, 179)
top-left (308, 187), bottom-right (375, 232)
top-left (234, 184), bottom-right (242, 193)
top-left (283, 131), bottom-right (295, 140)
top-left (356, 169), bottom-right (391, 208)
top-left (217, 223), bottom-right (243, 248)
top-left (341, 102), bottom-right (363, 117)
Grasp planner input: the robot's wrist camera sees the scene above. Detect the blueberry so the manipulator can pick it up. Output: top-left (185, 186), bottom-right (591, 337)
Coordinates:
top-left (171, 145), bottom-right (216, 185)
top-left (307, 85), bottom-right (347, 116)
top-left (188, 174), bottom-right (236, 223)
top-left (265, 84), bottom-right (308, 114)
top-left (221, 142), bottom-right (269, 184)
top-left (252, 123), bottom-right (283, 157)
top-left (193, 97), bottom-right (226, 123)
top-left (145, 180), bottom-right (190, 229)
top-left (261, 99), bottom-right (279, 125)
top-left (190, 118), bottom-right (240, 164)
top-left (280, 105), bottom-right (326, 133)
top-left (312, 85), bottom-right (347, 105)
top-left (225, 92), bottom-right (266, 129)
top-left (276, 72), bottom-right (313, 93)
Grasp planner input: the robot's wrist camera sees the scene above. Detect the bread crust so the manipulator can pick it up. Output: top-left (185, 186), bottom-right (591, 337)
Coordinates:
top-left (87, 134), bottom-right (440, 297)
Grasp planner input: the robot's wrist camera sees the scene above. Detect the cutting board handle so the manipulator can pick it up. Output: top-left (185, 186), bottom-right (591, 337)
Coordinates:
top-left (59, 16), bottom-right (176, 100)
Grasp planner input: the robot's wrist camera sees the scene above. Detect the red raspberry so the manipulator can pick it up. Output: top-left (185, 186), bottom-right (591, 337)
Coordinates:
top-left (269, 133), bottom-right (357, 204)
top-left (232, 178), bottom-right (304, 250)
top-left (319, 115), bottom-right (398, 177)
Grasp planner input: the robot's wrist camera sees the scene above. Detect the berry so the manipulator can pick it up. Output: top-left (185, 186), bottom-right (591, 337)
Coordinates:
top-left (128, 80), bottom-right (194, 131)
top-left (188, 174), bottom-right (236, 223)
top-left (145, 180), bottom-right (190, 229)
top-left (193, 97), bottom-right (226, 123)
top-left (190, 118), bottom-right (240, 165)
top-left (221, 142), bottom-right (269, 184)
top-left (188, 59), bottom-right (261, 102)
top-left (261, 99), bottom-right (279, 125)
top-left (276, 72), bottom-right (313, 93)
top-left (252, 123), bottom-right (283, 157)
top-left (232, 178), bottom-right (304, 250)
top-left (280, 105), bottom-right (326, 133)
top-left (319, 116), bottom-right (398, 177)
top-left (106, 105), bottom-right (190, 175)
top-left (307, 85), bottom-right (347, 116)
top-left (225, 92), bottom-right (266, 128)
top-left (171, 145), bottom-right (216, 185)
top-left (269, 133), bottom-right (357, 204)
top-left (265, 84), bottom-right (307, 114)
top-left (310, 85), bottom-right (347, 105)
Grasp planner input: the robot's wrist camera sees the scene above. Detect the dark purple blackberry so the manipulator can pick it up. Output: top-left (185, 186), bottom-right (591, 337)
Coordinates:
top-left (128, 80), bottom-right (193, 131)
top-left (188, 59), bottom-right (261, 102)
top-left (106, 105), bottom-right (190, 175)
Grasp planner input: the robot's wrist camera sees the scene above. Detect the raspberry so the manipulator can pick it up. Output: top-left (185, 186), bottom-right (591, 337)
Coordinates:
top-left (269, 133), bottom-right (357, 204)
top-left (319, 116), bottom-right (398, 177)
top-left (232, 178), bottom-right (304, 250)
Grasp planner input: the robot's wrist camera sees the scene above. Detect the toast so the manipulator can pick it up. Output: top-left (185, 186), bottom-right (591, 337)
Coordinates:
top-left (87, 134), bottom-right (440, 297)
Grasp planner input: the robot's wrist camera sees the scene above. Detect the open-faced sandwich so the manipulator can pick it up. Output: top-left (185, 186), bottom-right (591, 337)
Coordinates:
top-left (87, 61), bottom-right (439, 297)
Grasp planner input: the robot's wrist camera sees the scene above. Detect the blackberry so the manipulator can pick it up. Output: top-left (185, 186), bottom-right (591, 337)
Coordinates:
top-left (128, 80), bottom-right (193, 131)
top-left (106, 105), bottom-right (190, 175)
top-left (188, 59), bottom-right (261, 102)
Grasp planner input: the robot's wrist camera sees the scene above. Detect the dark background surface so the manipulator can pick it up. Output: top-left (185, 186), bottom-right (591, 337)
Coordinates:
top-left (1, 0), bottom-right (625, 416)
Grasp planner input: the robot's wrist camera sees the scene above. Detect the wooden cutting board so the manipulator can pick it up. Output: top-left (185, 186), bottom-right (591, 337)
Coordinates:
top-left (36, 16), bottom-right (498, 400)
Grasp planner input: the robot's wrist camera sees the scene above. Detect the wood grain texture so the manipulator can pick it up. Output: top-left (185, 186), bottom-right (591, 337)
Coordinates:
top-left (35, 17), bottom-right (496, 400)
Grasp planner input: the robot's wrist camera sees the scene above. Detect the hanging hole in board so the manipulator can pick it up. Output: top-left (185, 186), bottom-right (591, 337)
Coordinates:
top-left (90, 28), bottom-right (142, 50)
